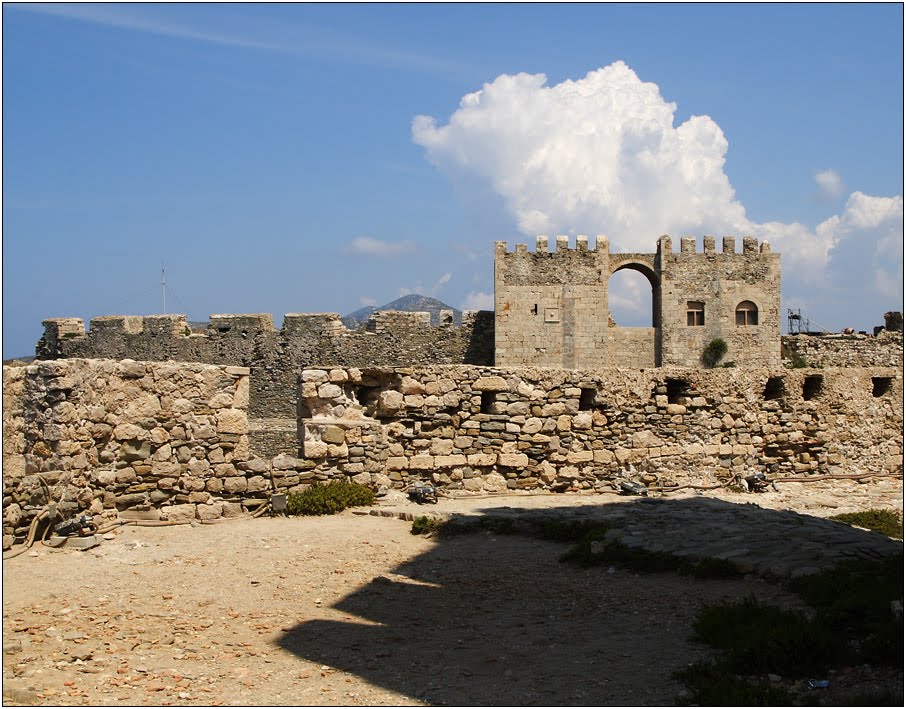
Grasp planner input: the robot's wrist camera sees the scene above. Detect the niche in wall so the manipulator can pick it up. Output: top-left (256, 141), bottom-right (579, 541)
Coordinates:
top-left (802, 375), bottom-right (823, 401)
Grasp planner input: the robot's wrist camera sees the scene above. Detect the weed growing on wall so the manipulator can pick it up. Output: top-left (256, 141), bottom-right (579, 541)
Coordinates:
top-left (701, 338), bottom-right (728, 368)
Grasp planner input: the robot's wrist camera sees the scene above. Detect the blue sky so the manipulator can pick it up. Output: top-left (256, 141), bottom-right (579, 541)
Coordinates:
top-left (3, 2), bottom-right (903, 358)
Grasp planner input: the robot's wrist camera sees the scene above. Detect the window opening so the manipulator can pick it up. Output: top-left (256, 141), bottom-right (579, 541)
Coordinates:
top-left (579, 387), bottom-right (596, 411)
top-left (763, 376), bottom-right (785, 400)
top-left (802, 375), bottom-right (823, 401)
top-left (686, 301), bottom-right (705, 326)
top-left (480, 391), bottom-right (496, 414)
top-left (872, 376), bottom-right (893, 398)
top-left (736, 300), bottom-right (759, 326)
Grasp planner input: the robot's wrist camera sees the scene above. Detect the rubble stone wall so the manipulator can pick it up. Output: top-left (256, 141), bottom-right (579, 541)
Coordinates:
top-left (36, 310), bottom-right (495, 457)
top-left (4, 358), bottom-right (902, 549)
top-left (298, 364), bottom-right (903, 494)
top-left (2, 359), bottom-right (253, 547)
top-left (782, 331), bottom-right (904, 368)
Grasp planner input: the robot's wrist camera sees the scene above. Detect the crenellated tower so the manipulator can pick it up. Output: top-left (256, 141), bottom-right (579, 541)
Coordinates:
top-left (494, 234), bottom-right (781, 368)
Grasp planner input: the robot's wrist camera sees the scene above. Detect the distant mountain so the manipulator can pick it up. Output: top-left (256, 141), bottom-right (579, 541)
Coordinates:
top-left (341, 294), bottom-right (461, 329)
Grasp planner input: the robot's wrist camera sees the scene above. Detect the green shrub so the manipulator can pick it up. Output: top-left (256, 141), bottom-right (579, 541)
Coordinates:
top-left (829, 509), bottom-right (903, 539)
top-left (285, 480), bottom-right (374, 516)
top-left (787, 554), bottom-right (903, 667)
top-left (411, 515), bottom-right (446, 536)
top-left (702, 338), bottom-right (728, 368)
top-left (691, 595), bottom-right (850, 676)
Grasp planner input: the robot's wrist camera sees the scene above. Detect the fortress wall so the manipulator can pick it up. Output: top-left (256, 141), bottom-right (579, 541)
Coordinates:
top-left (782, 331), bottom-right (904, 368)
top-left (298, 364), bottom-right (902, 493)
top-left (3, 358), bottom-right (901, 548)
top-left (2, 359), bottom-right (250, 546)
top-left (37, 310), bottom-right (495, 457)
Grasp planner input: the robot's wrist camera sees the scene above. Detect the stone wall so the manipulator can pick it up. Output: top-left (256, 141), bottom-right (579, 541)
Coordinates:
top-left (4, 358), bottom-right (902, 548)
top-left (782, 331), bottom-right (904, 368)
top-left (494, 235), bottom-right (781, 370)
top-left (2, 359), bottom-right (253, 547)
top-left (297, 364), bottom-right (902, 493)
top-left (36, 310), bottom-right (494, 457)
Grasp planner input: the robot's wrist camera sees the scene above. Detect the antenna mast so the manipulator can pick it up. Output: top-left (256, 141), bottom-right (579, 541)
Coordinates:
top-left (162, 262), bottom-right (166, 315)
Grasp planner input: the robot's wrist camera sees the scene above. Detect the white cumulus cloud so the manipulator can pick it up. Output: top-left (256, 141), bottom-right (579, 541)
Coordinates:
top-left (346, 236), bottom-right (415, 257)
top-left (413, 62), bottom-right (748, 251)
top-left (413, 63), bottom-right (903, 327)
top-left (815, 169), bottom-right (845, 199)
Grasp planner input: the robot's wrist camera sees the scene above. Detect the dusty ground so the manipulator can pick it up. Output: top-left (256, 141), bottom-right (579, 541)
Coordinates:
top-left (2, 484), bottom-right (902, 706)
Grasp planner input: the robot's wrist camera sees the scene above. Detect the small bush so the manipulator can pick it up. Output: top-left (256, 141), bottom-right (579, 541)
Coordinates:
top-left (533, 519), bottom-right (606, 543)
top-left (829, 509), bottom-right (903, 539)
top-left (787, 554), bottom-right (903, 667)
top-left (285, 480), bottom-right (374, 516)
top-left (692, 596), bottom-right (850, 676)
top-left (411, 515), bottom-right (446, 536)
top-left (789, 352), bottom-right (808, 368)
top-left (701, 338), bottom-right (728, 368)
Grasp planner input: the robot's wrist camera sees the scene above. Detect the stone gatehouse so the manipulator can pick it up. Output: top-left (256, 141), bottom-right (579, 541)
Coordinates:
top-left (494, 235), bottom-right (780, 369)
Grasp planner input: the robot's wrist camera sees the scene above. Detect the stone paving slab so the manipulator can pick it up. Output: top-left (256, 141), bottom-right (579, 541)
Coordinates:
top-left (369, 485), bottom-right (903, 580)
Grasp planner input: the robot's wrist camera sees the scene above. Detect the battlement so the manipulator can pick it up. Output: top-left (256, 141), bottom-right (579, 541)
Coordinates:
top-left (210, 313), bottom-right (275, 334)
top-left (495, 234), bottom-right (609, 254)
top-left (496, 234), bottom-right (773, 257)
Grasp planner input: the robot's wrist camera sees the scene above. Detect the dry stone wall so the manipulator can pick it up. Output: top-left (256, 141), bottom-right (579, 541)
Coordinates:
top-left (37, 310), bottom-right (494, 457)
top-left (4, 358), bottom-right (902, 549)
top-left (782, 331), bottom-right (904, 368)
top-left (2, 359), bottom-right (255, 548)
top-left (297, 364), bottom-right (902, 494)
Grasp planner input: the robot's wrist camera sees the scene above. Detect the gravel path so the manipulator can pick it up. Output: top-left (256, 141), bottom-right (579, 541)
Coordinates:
top-left (3, 479), bottom-right (901, 706)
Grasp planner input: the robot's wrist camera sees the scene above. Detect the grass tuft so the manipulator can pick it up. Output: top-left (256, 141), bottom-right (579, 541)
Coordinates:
top-left (828, 509), bottom-right (903, 539)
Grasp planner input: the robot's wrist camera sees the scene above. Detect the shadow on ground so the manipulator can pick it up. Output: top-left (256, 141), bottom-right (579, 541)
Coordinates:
top-left (275, 496), bottom-right (902, 706)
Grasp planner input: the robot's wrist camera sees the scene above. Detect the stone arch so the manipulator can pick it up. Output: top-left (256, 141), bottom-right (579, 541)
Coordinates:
top-left (608, 256), bottom-right (661, 328)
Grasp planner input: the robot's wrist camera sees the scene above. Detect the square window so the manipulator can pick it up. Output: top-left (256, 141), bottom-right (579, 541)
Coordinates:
top-left (686, 301), bottom-right (705, 326)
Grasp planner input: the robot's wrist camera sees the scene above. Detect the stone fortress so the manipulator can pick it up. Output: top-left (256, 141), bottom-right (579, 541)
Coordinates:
top-left (495, 234), bottom-right (779, 369)
top-left (3, 235), bottom-right (902, 547)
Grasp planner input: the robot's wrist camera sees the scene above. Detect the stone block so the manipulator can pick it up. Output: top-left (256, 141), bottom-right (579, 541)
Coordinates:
top-left (409, 455), bottom-right (435, 470)
top-left (434, 455), bottom-right (467, 468)
top-left (467, 453), bottom-right (497, 467)
top-left (322, 426), bottom-right (346, 444)
top-left (217, 409), bottom-right (248, 435)
top-left (304, 440), bottom-right (329, 459)
top-left (196, 503), bottom-right (223, 521)
top-left (497, 453), bottom-right (529, 468)
top-left (302, 370), bottom-right (328, 383)
top-left (318, 383), bottom-right (343, 399)
top-left (223, 476), bottom-right (248, 494)
top-left (160, 504), bottom-right (195, 523)
top-left (566, 450), bottom-right (593, 463)
top-left (473, 376), bottom-right (508, 392)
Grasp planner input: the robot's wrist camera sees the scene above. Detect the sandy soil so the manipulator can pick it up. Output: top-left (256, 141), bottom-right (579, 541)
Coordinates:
top-left (2, 487), bottom-right (901, 706)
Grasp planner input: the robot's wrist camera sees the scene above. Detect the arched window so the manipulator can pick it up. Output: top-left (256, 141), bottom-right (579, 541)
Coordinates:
top-left (686, 301), bottom-right (705, 326)
top-left (736, 300), bottom-right (758, 326)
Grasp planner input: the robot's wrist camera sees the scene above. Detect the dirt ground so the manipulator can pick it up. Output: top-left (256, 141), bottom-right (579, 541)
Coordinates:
top-left (2, 487), bottom-right (902, 707)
